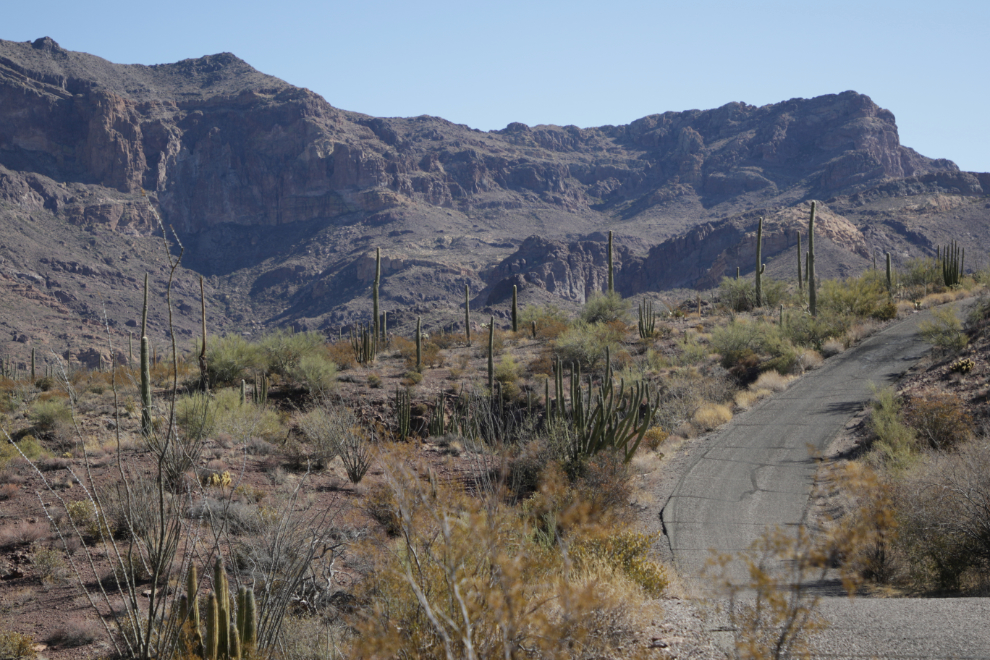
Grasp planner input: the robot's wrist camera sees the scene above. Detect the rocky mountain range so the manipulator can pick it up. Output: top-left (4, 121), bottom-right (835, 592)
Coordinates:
top-left (1, 36), bottom-right (989, 368)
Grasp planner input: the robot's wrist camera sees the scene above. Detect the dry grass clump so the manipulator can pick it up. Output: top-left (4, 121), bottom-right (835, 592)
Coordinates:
top-left (821, 338), bottom-right (845, 357)
top-left (750, 370), bottom-right (792, 393)
top-left (693, 403), bottom-right (733, 430)
top-left (797, 349), bottom-right (824, 371)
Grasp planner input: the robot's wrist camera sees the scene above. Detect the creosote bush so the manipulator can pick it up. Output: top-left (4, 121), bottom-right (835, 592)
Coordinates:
top-left (919, 307), bottom-right (967, 353)
top-left (580, 290), bottom-right (629, 324)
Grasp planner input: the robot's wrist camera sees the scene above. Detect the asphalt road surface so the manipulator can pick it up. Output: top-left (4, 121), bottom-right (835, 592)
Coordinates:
top-left (662, 307), bottom-right (990, 659)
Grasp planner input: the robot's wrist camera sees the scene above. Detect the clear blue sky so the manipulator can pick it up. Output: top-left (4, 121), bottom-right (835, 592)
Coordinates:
top-left (5, 0), bottom-right (988, 172)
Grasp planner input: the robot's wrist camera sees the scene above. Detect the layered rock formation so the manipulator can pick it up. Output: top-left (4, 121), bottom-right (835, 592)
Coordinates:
top-left (0, 36), bottom-right (988, 359)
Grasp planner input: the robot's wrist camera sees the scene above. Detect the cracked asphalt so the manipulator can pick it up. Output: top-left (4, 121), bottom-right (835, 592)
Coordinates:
top-left (661, 306), bottom-right (990, 659)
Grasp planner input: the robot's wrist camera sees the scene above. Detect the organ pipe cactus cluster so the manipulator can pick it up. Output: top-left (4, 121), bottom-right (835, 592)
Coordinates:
top-left (427, 391), bottom-right (446, 436)
top-left (547, 351), bottom-right (659, 463)
top-left (395, 387), bottom-right (411, 440)
top-left (939, 240), bottom-right (964, 287)
top-left (638, 299), bottom-right (658, 339)
top-left (179, 560), bottom-right (256, 660)
top-left (754, 216), bottom-right (765, 308)
top-left (808, 202), bottom-right (817, 317)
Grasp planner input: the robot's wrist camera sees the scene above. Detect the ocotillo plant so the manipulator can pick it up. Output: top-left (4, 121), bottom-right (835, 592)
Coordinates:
top-left (607, 230), bottom-right (614, 294)
top-left (416, 317), bottom-right (422, 371)
top-left (487, 316), bottom-right (495, 394)
top-left (808, 202), bottom-right (817, 316)
top-left (373, 247), bottom-right (381, 346)
top-left (199, 275), bottom-right (208, 392)
top-left (796, 232), bottom-right (803, 293)
top-left (140, 273), bottom-right (152, 436)
top-left (754, 216), bottom-right (765, 308)
top-left (511, 284), bottom-right (518, 332)
top-left (465, 283), bottom-right (471, 347)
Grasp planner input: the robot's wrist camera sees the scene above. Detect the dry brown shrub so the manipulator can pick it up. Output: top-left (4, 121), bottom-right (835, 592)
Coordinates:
top-left (325, 340), bottom-right (357, 370)
top-left (903, 392), bottom-right (972, 451)
top-left (750, 370), bottom-right (791, 393)
top-left (536, 318), bottom-right (569, 341)
top-left (693, 403), bottom-right (733, 430)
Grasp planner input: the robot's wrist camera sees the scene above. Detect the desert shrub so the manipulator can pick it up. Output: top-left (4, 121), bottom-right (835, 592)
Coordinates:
top-left (642, 427), bottom-right (669, 452)
top-left (260, 329), bottom-right (326, 377)
top-left (818, 273), bottom-right (886, 318)
top-left (903, 393), bottom-right (972, 451)
top-left (720, 277), bottom-right (755, 312)
top-left (325, 339), bottom-right (357, 369)
top-left (203, 333), bottom-right (265, 386)
top-left (45, 622), bottom-right (99, 648)
top-left (350, 455), bottom-right (656, 659)
top-left (365, 482), bottom-right (402, 537)
top-left (521, 303), bottom-right (569, 341)
top-left (298, 404), bottom-right (374, 482)
top-left (552, 321), bottom-right (621, 371)
top-left (28, 399), bottom-right (72, 431)
top-left (693, 403), bottom-right (732, 430)
top-left (187, 498), bottom-right (261, 535)
top-left (751, 370), bottom-right (791, 392)
top-left (866, 387), bottom-right (919, 470)
top-left (0, 630), bottom-right (36, 660)
top-left (901, 257), bottom-right (942, 289)
top-left (176, 388), bottom-right (282, 443)
top-left (570, 530), bottom-right (669, 596)
top-left (895, 442), bottom-right (990, 590)
top-left (821, 338), bottom-right (845, 357)
top-left (919, 307), bottom-right (967, 353)
top-left (580, 290), bottom-right (629, 324)
top-left (783, 310), bottom-right (851, 351)
top-left (292, 352), bottom-right (338, 395)
top-left (0, 483), bottom-right (17, 500)
top-left (32, 546), bottom-right (68, 585)
top-left (494, 354), bottom-right (521, 399)
top-left (966, 293), bottom-right (990, 338)
top-left (710, 319), bottom-right (797, 374)
top-left (433, 330), bottom-right (467, 349)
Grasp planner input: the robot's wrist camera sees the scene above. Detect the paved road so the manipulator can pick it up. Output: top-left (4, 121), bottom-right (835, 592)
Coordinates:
top-left (662, 307), bottom-right (990, 659)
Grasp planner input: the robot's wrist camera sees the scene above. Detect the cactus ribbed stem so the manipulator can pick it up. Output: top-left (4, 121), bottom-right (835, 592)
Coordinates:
top-left (416, 317), bottom-right (422, 371)
top-left (205, 592), bottom-right (218, 660)
top-left (885, 252), bottom-right (892, 296)
top-left (808, 201), bottom-right (817, 317)
top-left (754, 217), bottom-right (765, 308)
top-left (200, 275), bottom-right (208, 392)
top-left (140, 336), bottom-right (152, 437)
top-left (796, 232), bottom-right (803, 292)
top-left (373, 247), bottom-right (381, 346)
top-left (214, 557), bottom-right (229, 659)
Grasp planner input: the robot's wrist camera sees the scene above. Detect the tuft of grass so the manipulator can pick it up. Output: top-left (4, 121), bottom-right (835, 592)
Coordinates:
top-left (693, 403), bottom-right (733, 430)
top-left (751, 370), bottom-right (791, 393)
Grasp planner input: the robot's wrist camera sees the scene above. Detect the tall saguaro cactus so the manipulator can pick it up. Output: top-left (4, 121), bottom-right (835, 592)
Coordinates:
top-left (415, 317), bottom-right (422, 371)
top-left (808, 202), bottom-right (818, 316)
top-left (885, 252), bottom-right (893, 296)
top-left (796, 232), bottom-right (803, 293)
top-left (199, 275), bottom-right (208, 392)
top-left (607, 230), bottom-right (614, 294)
top-left (754, 217), bottom-right (765, 307)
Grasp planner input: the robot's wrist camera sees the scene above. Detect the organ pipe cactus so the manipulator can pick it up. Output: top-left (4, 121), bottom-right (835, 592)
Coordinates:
top-left (940, 240), bottom-right (963, 287)
top-left (638, 299), bottom-right (658, 339)
top-left (395, 388), bottom-right (411, 440)
top-left (754, 216), bottom-right (765, 308)
top-left (808, 202), bottom-right (817, 317)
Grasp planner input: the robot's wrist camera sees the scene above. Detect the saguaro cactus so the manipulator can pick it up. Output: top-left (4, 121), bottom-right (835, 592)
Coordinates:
top-left (416, 317), bottom-right (422, 371)
top-left (754, 217), bottom-right (766, 308)
top-left (214, 557), bottom-right (229, 659)
top-left (199, 275), bottom-right (208, 392)
top-left (607, 230), bottom-right (614, 294)
top-left (205, 592), bottom-right (219, 660)
top-left (465, 283), bottom-right (471, 347)
top-left (140, 273), bottom-right (152, 436)
top-left (808, 202), bottom-right (817, 317)
top-left (796, 232), bottom-right (803, 292)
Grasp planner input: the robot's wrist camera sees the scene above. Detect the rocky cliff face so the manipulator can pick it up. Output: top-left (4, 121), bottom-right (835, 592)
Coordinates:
top-left (0, 36), bottom-right (987, 359)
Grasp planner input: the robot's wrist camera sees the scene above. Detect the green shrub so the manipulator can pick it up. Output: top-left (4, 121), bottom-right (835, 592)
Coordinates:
top-left (782, 311), bottom-right (850, 350)
top-left (0, 630), bottom-right (37, 659)
top-left (293, 352), bottom-right (338, 395)
top-left (901, 257), bottom-right (942, 289)
top-left (520, 302), bottom-right (568, 328)
top-left (818, 273), bottom-right (886, 318)
top-left (260, 329), bottom-right (326, 376)
top-left (919, 307), bottom-right (967, 353)
top-left (552, 321), bottom-right (622, 371)
top-left (176, 388), bottom-right (283, 442)
top-left (580, 291), bottom-right (629, 324)
top-left (203, 334), bottom-right (264, 386)
top-left (720, 277), bottom-right (755, 312)
top-left (710, 320), bottom-right (797, 373)
top-left (866, 386), bottom-right (918, 471)
top-left (28, 399), bottom-right (72, 431)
